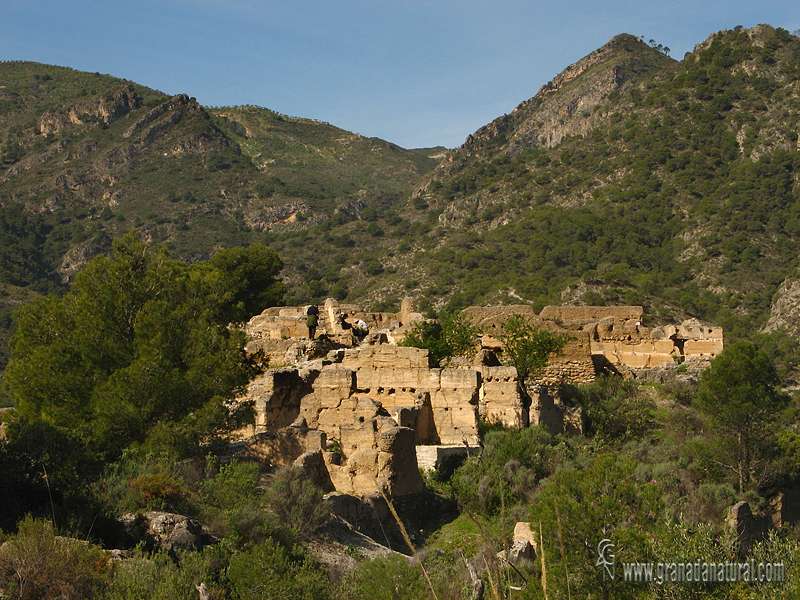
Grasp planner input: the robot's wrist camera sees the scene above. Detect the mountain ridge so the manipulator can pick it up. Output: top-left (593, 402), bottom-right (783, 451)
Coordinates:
top-left (2, 24), bottom-right (800, 384)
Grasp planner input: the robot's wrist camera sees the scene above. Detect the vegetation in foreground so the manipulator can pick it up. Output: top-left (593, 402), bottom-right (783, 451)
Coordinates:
top-left (1, 235), bottom-right (800, 599)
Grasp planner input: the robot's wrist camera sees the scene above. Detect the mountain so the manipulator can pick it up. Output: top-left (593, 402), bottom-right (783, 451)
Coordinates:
top-left (402, 26), bottom-right (800, 358)
top-left (0, 61), bottom-right (441, 283)
top-left (0, 61), bottom-right (441, 388)
top-left (2, 24), bottom-right (800, 381)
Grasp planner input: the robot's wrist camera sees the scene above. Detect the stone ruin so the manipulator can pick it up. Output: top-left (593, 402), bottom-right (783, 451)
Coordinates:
top-left (232, 299), bottom-right (724, 499)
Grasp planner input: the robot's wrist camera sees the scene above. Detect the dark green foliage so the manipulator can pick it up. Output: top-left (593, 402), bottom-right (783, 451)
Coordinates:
top-left (227, 540), bottom-right (332, 600)
top-left (561, 375), bottom-right (655, 440)
top-left (498, 314), bottom-right (570, 386)
top-left (201, 459), bottom-right (271, 545)
top-left (103, 546), bottom-right (229, 600)
top-left (340, 553), bottom-right (430, 600)
top-left (97, 449), bottom-right (192, 515)
top-left (400, 320), bottom-right (448, 365)
top-left (0, 415), bottom-right (98, 532)
top-left (209, 243), bottom-right (286, 322)
top-left (694, 341), bottom-right (790, 492)
top-left (451, 426), bottom-right (554, 515)
top-left (399, 310), bottom-right (479, 365)
top-left (5, 232), bottom-right (270, 462)
top-left (530, 455), bottom-right (664, 600)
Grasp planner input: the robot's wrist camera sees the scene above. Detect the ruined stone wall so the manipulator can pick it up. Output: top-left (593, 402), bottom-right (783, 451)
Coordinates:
top-left (462, 306), bottom-right (595, 386)
top-left (234, 300), bottom-right (724, 497)
top-left (239, 426), bottom-right (327, 467)
top-left (244, 298), bottom-right (424, 347)
top-left (334, 346), bottom-right (481, 446)
top-left (464, 304), bottom-right (722, 376)
top-left (328, 404), bottom-right (424, 497)
top-left (588, 317), bottom-right (723, 369)
top-left (539, 305), bottom-right (643, 322)
top-left (537, 331), bottom-right (596, 386)
top-left (479, 366), bottom-right (526, 428)
top-left (236, 368), bottom-right (317, 435)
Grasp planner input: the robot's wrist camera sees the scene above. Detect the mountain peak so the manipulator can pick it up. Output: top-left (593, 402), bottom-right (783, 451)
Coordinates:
top-left (433, 32), bottom-right (675, 179)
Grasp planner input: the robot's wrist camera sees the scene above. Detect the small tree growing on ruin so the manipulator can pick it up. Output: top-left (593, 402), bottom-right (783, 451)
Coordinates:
top-left (498, 314), bottom-right (570, 390)
top-left (400, 310), bottom-right (479, 365)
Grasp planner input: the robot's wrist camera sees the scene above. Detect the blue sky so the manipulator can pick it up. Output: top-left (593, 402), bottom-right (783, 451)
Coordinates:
top-left (1, 1), bottom-right (798, 148)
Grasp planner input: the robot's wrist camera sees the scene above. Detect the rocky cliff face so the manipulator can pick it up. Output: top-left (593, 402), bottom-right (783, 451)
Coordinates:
top-left (468, 34), bottom-right (671, 155)
top-left (38, 85), bottom-right (140, 135)
top-left (424, 34), bottom-right (675, 189)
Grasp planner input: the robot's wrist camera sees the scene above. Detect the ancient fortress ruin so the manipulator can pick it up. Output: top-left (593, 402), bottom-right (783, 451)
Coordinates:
top-left (233, 299), bottom-right (723, 498)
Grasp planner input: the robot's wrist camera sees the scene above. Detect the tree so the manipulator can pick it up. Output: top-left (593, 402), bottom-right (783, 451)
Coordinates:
top-left (399, 310), bottom-right (479, 365)
top-left (5, 233), bottom-right (281, 462)
top-left (208, 243), bottom-right (286, 323)
top-left (694, 341), bottom-right (790, 493)
top-left (498, 314), bottom-right (570, 389)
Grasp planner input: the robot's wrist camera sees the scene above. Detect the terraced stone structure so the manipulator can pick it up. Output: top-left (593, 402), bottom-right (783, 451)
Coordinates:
top-left (235, 300), bottom-right (723, 498)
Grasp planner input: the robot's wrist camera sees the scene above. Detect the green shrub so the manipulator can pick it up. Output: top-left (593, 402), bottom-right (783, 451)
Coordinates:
top-left (340, 554), bottom-right (429, 600)
top-left (201, 459), bottom-right (268, 544)
top-left (530, 455), bottom-right (664, 599)
top-left (97, 449), bottom-right (191, 515)
top-left (561, 374), bottom-right (655, 441)
top-left (263, 466), bottom-right (330, 539)
top-left (104, 546), bottom-right (226, 600)
top-left (399, 310), bottom-right (479, 366)
top-left (227, 540), bottom-right (331, 600)
top-left (0, 516), bottom-right (107, 600)
top-left (450, 426), bottom-right (553, 515)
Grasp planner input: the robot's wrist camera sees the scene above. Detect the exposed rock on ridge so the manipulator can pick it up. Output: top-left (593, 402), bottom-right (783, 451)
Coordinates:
top-left (462, 34), bottom-right (675, 155)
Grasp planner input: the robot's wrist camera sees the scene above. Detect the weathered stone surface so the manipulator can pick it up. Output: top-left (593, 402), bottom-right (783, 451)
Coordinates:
top-left (540, 305), bottom-right (643, 322)
top-left (327, 414), bottom-right (424, 497)
top-left (234, 299), bottom-right (723, 500)
top-left (416, 445), bottom-right (480, 472)
top-left (479, 366), bottom-right (524, 428)
top-left (294, 448), bottom-right (336, 491)
top-left (508, 540), bottom-right (536, 564)
top-left (530, 386), bottom-right (585, 435)
top-left (684, 339), bottom-right (724, 357)
top-left (237, 368), bottom-right (317, 435)
top-left (727, 501), bottom-right (772, 557)
top-left (239, 426), bottom-right (326, 467)
top-left (769, 490), bottom-right (800, 529)
top-left (118, 512), bottom-right (212, 555)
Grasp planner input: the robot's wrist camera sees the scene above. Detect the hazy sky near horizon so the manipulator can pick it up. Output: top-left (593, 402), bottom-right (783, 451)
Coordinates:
top-left (2, 1), bottom-right (798, 148)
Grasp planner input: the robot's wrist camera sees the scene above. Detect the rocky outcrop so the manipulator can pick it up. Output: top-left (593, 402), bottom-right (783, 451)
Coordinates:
top-left (118, 512), bottom-right (214, 555)
top-left (123, 94), bottom-right (193, 138)
top-left (764, 277), bottom-right (800, 338)
top-left (461, 34), bottom-right (674, 156)
top-left (2, 140), bottom-right (68, 179)
top-left (727, 490), bottom-right (800, 558)
top-left (727, 501), bottom-right (773, 557)
top-left (38, 85), bottom-right (140, 135)
top-left (501, 522), bottom-right (538, 565)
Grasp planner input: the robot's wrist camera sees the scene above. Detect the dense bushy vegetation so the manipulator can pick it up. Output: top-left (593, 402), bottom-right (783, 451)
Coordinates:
top-left (1, 248), bottom-right (799, 598)
top-left (0, 233), bottom-right (283, 531)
